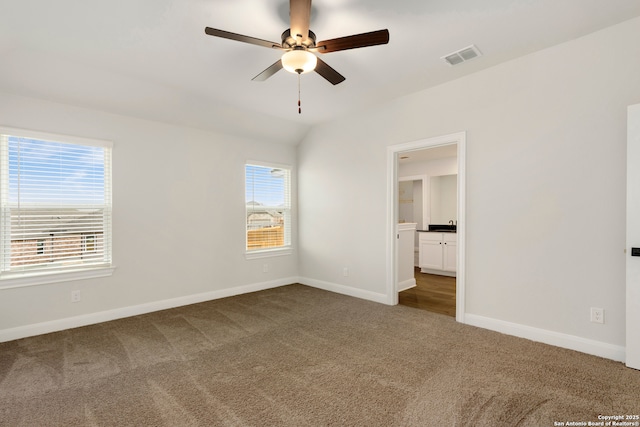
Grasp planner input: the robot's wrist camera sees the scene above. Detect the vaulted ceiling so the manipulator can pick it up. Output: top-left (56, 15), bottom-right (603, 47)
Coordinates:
top-left (1, 0), bottom-right (639, 144)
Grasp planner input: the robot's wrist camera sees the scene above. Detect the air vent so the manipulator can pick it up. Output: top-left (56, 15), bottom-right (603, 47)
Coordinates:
top-left (441, 45), bottom-right (482, 66)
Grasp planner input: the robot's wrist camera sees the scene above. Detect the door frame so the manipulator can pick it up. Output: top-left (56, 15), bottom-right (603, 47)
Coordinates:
top-left (627, 103), bottom-right (640, 370)
top-left (386, 132), bottom-right (466, 323)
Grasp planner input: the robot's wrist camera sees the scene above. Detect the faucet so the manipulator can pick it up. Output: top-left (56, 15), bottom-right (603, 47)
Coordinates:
top-left (449, 220), bottom-right (454, 226)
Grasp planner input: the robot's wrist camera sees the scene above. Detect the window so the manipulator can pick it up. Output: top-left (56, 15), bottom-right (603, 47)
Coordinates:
top-left (0, 128), bottom-right (112, 284)
top-left (36, 239), bottom-right (45, 255)
top-left (83, 235), bottom-right (96, 253)
top-left (245, 163), bottom-right (291, 256)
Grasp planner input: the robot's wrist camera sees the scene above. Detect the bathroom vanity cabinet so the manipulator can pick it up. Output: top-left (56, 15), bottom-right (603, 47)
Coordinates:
top-left (418, 231), bottom-right (456, 276)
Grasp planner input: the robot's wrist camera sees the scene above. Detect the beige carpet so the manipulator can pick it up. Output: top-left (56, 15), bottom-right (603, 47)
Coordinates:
top-left (0, 284), bottom-right (638, 426)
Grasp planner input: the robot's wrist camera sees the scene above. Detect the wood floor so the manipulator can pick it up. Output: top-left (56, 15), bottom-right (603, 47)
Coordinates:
top-left (399, 268), bottom-right (456, 317)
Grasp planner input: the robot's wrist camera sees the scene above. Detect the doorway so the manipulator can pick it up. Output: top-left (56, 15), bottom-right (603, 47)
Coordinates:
top-left (386, 132), bottom-right (466, 323)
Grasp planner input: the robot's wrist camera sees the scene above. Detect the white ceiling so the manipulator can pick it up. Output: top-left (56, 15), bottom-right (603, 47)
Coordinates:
top-left (1, 0), bottom-right (639, 144)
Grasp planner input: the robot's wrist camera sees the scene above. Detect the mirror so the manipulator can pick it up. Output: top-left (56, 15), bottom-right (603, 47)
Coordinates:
top-left (430, 174), bottom-right (457, 224)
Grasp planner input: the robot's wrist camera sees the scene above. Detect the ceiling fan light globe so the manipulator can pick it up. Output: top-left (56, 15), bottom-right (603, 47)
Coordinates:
top-left (281, 50), bottom-right (317, 74)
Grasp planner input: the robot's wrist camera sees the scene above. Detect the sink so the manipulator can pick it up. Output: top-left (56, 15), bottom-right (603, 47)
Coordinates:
top-left (427, 224), bottom-right (457, 232)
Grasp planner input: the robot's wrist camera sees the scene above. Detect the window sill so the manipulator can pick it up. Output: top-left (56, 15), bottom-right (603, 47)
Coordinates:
top-left (0, 266), bottom-right (115, 290)
top-left (245, 248), bottom-right (292, 260)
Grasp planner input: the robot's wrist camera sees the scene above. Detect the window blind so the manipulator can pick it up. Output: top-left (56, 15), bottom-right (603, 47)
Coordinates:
top-left (245, 164), bottom-right (291, 252)
top-left (0, 131), bottom-right (112, 279)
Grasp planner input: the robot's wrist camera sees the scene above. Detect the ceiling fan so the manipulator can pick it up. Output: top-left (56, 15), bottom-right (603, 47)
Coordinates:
top-left (204, 0), bottom-right (390, 86)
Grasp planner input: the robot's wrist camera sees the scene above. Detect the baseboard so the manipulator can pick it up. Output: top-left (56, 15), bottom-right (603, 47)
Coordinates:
top-left (0, 277), bottom-right (297, 343)
top-left (397, 278), bottom-right (416, 292)
top-left (298, 277), bottom-right (389, 305)
top-left (420, 268), bottom-right (456, 277)
top-left (465, 313), bottom-right (626, 362)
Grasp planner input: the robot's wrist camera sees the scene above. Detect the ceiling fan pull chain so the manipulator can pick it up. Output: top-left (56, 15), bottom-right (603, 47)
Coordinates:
top-left (298, 72), bottom-right (302, 114)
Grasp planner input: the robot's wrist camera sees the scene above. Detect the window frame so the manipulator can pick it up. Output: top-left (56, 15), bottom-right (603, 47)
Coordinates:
top-left (244, 161), bottom-right (293, 259)
top-left (0, 126), bottom-right (114, 289)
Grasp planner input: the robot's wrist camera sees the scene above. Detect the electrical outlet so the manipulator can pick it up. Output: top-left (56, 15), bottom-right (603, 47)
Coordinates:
top-left (71, 290), bottom-right (81, 303)
top-left (590, 307), bottom-right (604, 324)
top-left (343, 267), bottom-right (349, 277)
top-left (263, 263), bottom-right (269, 273)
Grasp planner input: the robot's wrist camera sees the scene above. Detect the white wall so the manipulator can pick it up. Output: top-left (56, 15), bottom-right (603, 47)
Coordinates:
top-left (0, 93), bottom-right (298, 337)
top-left (298, 17), bottom-right (640, 353)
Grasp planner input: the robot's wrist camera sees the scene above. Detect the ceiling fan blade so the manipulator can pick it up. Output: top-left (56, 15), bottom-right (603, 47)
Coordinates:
top-left (290, 0), bottom-right (312, 44)
top-left (205, 27), bottom-right (282, 50)
top-left (252, 60), bottom-right (283, 81)
top-left (317, 29), bottom-right (389, 54)
top-left (314, 57), bottom-right (345, 85)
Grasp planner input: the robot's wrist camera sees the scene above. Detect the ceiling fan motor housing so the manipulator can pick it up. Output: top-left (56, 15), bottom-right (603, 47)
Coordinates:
top-left (281, 29), bottom-right (316, 49)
